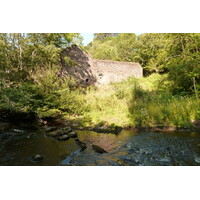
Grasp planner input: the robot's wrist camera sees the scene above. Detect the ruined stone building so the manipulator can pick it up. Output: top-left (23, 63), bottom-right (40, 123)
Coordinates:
top-left (61, 45), bottom-right (143, 86)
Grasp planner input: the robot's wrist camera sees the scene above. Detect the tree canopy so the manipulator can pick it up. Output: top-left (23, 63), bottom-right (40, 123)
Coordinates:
top-left (88, 33), bottom-right (200, 94)
top-left (0, 33), bottom-right (82, 83)
top-left (0, 33), bottom-right (199, 131)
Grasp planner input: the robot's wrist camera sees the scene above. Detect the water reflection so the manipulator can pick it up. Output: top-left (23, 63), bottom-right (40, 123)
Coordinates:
top-left (77, 129), bottom-right (135, 152)
top-left (0, 128), bottom-right (79, 166)
top-left (1, 124), bottom-right (200, 166)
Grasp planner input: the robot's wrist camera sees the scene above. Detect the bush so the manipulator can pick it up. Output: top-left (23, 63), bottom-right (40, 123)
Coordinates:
top-left (0, 82), bottom-right (44, 113)
top-left (0, 64), bottom-right (88, 119)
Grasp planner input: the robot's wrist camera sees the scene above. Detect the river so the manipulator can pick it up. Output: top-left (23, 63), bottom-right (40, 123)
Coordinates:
top-left (0, 122), bottom-right (200, 166)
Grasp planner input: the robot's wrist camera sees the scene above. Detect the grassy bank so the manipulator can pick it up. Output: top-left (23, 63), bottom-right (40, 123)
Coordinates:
top-left (0, 72), bottom-right (200, 130)
top-left (79, 74), bottom-right (200, 129)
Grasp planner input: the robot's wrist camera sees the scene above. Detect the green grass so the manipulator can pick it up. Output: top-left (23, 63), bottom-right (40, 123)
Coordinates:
top-left (1, 72), bottom-right (199, 129)
top-left (82, 85), bottom-right (131, 127)
top-left (128, 93), bottom-right (200, 127)
top-left (81, 74), bottom-right (200, 128)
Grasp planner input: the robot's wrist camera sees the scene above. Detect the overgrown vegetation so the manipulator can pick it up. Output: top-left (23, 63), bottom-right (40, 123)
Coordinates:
top-left (88, 33), bottom-right (200, 94)
top-left (80, 74), bottom-right (200, 128)
top-left (0, 33), bottom-right (87, 120)
top-left (0, 64), bottom-right (88, 119)
top-left (0, 33), bottom-right (199, 130)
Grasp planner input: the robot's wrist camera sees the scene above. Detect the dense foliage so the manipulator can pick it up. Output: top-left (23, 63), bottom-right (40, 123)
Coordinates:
top-left (0, 33), bottom-right (86, 118)
top-left (81, 75), bottom-right (200, 128)
top-left (0, 33), bottom-right (82, 82)
top-left (0, 33), bottom-right (199, 129)
top-left (88, 33), bottom-right (200, 94)
top-left (88, 33), bottom-right (136, 61)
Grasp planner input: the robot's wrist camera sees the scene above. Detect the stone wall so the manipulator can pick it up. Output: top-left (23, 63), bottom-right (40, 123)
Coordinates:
top-left (61, 45), bottom-right (96, 85)
top-left (61, 45), bottom-right (143, 86)
top-left (93, 60), bottom-right (143, 85)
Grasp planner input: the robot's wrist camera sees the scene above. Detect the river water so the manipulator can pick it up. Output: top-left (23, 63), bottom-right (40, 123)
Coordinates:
top-left (0, 122), bottom-right (200, 166)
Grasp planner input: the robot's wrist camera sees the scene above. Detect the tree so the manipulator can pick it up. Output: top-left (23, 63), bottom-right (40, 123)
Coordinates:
top-left (93, 33), bottom-right (119, 41)
top-left (133, 33), bottom-right (170, 75)
top-left (89, 33), bottom-right (136, 61)
top-left (165, 33), bottom-right (200, 93)
top-left (0, 33), bottom-right (83, 83)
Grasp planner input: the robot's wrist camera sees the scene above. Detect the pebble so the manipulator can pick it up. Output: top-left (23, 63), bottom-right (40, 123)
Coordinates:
top-left (31, 154), bottom-right (44, 162)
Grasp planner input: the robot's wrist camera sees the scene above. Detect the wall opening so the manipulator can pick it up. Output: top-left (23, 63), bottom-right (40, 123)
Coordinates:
top-left (99, 73), bottom-right (103, 79)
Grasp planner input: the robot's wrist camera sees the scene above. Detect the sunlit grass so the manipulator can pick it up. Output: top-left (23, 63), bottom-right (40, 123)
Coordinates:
top-left (82, 85), bottom-right (131, 127)
top-left (1, 72), bottom-right (199, 129)
top-left (82, 74), bottom-right (200, 128)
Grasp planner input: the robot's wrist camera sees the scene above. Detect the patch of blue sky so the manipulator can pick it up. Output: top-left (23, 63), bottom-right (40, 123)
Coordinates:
top-left (81, 33), bottom-right (94, 46)
top-left (81, 33), bottom-right (142, 46)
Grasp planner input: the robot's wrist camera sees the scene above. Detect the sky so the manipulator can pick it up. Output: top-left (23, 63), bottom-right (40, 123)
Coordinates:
top-left (81, 33), bottom-right (143, 46)
top-left (81, 33), bottom-right (94, 46)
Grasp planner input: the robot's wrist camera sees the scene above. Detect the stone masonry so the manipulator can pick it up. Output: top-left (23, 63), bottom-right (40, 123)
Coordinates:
top-left (61, 45), bottom-right (143, 86)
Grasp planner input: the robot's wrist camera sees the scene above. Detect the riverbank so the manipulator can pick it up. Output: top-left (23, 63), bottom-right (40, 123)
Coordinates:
top-left (2, 114), bottom-right (200, 137)
top-left (0, 74), bottom-right (199, 132)
top-left (69, 74), bottom-right (200, 131)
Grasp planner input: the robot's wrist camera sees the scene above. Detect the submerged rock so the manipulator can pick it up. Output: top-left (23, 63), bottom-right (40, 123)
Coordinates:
top-left (46, 129), bottom-right (63, 137)
top-left (92, 125), bottom-right (122, 134)
top-left (48, 129), bottom-right (69, 137)
top-left (57, 134), bottom-right (70, 141)
top-left (92, 145), bottom-right (107, 154)
top-left (31, 154), bottom-right (44, 162)
top-left (45, 126), bottom-right (75, 141)
top-left (12, 129), bottom-right (25, 133)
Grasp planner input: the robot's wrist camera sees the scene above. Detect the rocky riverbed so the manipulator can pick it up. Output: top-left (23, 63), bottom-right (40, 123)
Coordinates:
top-left (0, 122), bottom-right (200, 166)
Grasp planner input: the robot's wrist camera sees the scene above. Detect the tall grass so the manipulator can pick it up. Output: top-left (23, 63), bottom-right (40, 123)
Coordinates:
top-left (83, 74), bottom-right (200, 128)
top-left (1, 69), bottom-right (199, 128)
top-left (82, 85), bottom-right (131, 127)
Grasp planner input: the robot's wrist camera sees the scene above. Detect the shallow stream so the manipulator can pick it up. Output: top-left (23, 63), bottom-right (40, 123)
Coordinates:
top-left (0, 122), bottom-right (200, 166)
